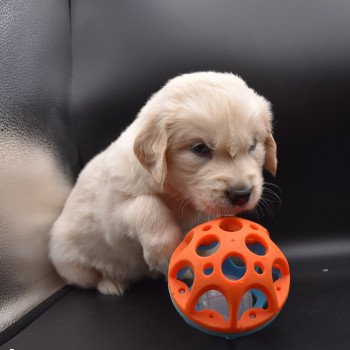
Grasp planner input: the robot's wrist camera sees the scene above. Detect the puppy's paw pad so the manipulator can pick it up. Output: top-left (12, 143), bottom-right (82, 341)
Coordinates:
top-left (97, 278), bottom-right (127, 296)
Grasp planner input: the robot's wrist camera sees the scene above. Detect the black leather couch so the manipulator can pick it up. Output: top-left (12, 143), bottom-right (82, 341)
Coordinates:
top-left (1, 1), bottom-right (350, 349)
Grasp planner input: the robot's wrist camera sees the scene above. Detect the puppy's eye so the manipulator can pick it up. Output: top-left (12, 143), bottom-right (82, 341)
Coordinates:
top-left (249, 139), bottom-right (258, 153)
top-left (191, 143), bottom-right (211, 157)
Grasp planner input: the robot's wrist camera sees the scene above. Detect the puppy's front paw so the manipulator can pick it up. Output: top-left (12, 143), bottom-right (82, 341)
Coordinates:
top-left (97, 278), bottom-right (128, 296)
top-left (143, 231), bottom-right (182, 276)
top-left (145, 255), bottom-right (170, 276)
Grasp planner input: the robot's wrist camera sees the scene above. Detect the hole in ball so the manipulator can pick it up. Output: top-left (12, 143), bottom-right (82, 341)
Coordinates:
top-left (254, 263), bottom-right (264, 274)
top-left (222, 256), bottom-right (246, 280)
top-left (246, 235), bottom-right (268, 256)
top-left (176, 266), bottom-right (194, 289)
top-left (196, 290), bottom-right (229, 320)
top-left (219, 218), bottom-right (243, 232)
top-left (203, 263), bottom-right (214, 275)
top-left (196, 238), bottom-right (220, 257)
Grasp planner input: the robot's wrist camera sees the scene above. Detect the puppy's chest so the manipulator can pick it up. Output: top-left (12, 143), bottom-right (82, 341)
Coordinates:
top-left (163, 196), bottom-right (210, 236)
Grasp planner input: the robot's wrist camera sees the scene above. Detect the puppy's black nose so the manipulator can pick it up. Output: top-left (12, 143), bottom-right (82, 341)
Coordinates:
top-left (225, 187), bottom-right (251, 206)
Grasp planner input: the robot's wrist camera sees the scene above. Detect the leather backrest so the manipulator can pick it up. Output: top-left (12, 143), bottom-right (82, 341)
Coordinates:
top-left (0, 0), bottom-right (79, 332)
top-left (70, 0), bottom-right (350, 236)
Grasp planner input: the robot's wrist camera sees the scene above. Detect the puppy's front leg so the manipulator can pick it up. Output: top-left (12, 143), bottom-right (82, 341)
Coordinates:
top-left (127, 195), bottom-right (182, 275)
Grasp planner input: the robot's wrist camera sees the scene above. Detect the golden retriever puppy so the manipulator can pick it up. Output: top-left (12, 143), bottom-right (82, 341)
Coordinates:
top-left (49, 72), bottom-right (277, 295)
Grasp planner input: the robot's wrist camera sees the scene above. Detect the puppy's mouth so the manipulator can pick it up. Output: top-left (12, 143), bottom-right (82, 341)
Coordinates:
top-left (199, 201), bottom-right (248, 216)
top-left (199, 193), bottom-right (260, 216)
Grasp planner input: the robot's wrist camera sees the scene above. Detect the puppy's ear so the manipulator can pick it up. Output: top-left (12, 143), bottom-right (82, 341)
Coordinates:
top-left (264, 131), bottom-right (277, 176)
top-left (134, 117), bottom-right (168, 186)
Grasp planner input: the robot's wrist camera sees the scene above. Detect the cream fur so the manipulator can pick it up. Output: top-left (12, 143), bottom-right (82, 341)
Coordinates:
top-left (49, 72), bottom-right (277, 295)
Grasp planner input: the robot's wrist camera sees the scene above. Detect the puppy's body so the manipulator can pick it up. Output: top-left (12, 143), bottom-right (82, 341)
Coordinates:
top-left (49, 72), bottom-right (277, 295)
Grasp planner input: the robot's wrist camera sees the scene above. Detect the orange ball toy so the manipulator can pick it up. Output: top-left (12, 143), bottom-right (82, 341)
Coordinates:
top-left (168, 217), bottom-right (290, 339)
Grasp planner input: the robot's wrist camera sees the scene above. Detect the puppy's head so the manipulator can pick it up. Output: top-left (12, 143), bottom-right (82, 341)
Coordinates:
top-left (134, 72), bottom-right (277, 216)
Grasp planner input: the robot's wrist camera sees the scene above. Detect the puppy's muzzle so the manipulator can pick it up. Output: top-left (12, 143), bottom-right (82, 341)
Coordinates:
top-left (225, 187), bottom-right (251, 206)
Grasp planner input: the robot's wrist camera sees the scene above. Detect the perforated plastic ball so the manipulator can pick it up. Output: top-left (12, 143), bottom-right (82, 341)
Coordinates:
top-left (168, 217), bottom-right (290, 339)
